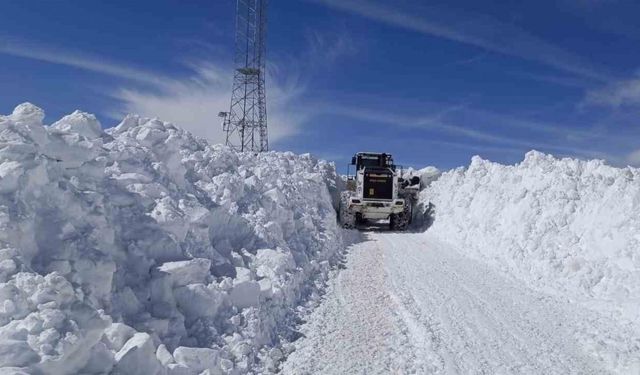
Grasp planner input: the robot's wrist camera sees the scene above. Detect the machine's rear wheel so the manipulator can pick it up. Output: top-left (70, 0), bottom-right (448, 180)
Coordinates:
top-left (390, 202), bottom-right (411, 231)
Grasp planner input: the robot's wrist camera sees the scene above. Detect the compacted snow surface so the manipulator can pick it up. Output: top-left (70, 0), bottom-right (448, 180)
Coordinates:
top-left (0, 103), bottom-right (343, 374)
top-left (282, 233), bottom-right (640, 374)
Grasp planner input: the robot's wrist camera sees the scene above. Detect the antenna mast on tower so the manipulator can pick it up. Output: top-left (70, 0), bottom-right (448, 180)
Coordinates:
top-left (220, 0), bottom-right (269, 152)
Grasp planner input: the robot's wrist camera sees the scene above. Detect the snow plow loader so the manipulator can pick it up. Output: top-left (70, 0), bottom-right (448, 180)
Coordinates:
top-left (340, 152), bottom-right (420, 231)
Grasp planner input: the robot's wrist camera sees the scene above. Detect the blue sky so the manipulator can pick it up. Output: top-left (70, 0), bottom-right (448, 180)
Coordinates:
top-left (1, 0), bottom-right (640, 169)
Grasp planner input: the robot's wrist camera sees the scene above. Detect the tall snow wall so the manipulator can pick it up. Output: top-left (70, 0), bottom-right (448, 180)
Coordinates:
top-left (0, 103), bottom-right (343, 374)
top-left (422, 151), bottom-right (640, 319)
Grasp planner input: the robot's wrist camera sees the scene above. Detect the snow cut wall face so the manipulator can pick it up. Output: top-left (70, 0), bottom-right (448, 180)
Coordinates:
top-left (0, 103), bottom-right (343, 374)
top-left (424, 151), bottom-right (640, 316)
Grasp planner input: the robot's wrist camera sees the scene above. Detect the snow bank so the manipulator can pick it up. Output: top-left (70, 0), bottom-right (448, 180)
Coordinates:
top-left (402, 166), bottom-right (441, 189)
top-left (0, 103), bottom-right (343, 374)
top-left (423, 151), bottom-right (640, 319)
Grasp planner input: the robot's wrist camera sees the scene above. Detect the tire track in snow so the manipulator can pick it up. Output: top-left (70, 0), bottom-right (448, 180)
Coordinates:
top-left (378, 233), bottom-right (607, 374)
top-left (281, 231), bottom-right (636, 374)
top-left (280, 235), bottom-right (416, 374)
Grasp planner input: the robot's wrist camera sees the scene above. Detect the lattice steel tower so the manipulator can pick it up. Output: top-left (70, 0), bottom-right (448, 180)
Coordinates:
top-left (220, 0), bottom-right (269, 152)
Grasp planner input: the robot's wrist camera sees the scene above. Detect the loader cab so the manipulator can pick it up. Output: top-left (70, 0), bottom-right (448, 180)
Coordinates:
top-left (340, 151), bottom-right (414, 230)
top-left (351, 152), bottom-right (396, 172)
top-left (348, 152), bottom-right (398, 201)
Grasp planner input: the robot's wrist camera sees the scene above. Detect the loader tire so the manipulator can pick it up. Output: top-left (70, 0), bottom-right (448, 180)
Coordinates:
top-left (390, 202), bottom-right (411, 231)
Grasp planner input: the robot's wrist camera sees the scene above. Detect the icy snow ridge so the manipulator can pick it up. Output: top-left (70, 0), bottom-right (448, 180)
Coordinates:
top-left (0, 103), bottom-right (343, 374)
top-left (424, 152), bottom-right (640, 320)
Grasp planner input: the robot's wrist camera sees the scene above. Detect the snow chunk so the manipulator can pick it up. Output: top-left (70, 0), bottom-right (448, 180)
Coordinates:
top-left (81, 342), bottom-right (115, 374)
top-left (103, 323), bottom-right (138, 352)
top-left (0, 340), bottom-right (40, 367)
top-left (229, 267), bottom-right (260, 309)
top-left (173, 347), bottom-right (220, 373)
top-left (156, 344), bottom-right (174, 366)
top-left (157, 259), bottom-right (211, 287)
top-left (0, 161), bottom-right (23, 193)
top-left (174, 284), bottom-right (225, 318)
top-left (417, 166), bottom-right (441, 188)
top-left (50, 110), bottom-right (103, 139)
top-left (10, 103), bottom-right (44, 126)
top-left (254, 248), bottom-right (295, 283)
top-left (113, 333), bottom-right (163, 375)
top-left (112, 114), bottom-right (143, 133)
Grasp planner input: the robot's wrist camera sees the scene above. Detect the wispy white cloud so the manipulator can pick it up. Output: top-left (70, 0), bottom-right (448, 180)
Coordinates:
top-left (585, 78), bottom-right (640, 107)
top-left (0, 32), bottom-right (355, 146)
top-left (305, 29), bottom-right (358, 66)
top-left (508, 71), bottom-right (593, 89)
top-left (307, 0), bottom-right (610, 81)
top-left (0, 38), bottom-right (307, 145)
top-left (321, 102), bottom-right (617, 161)
top-left (563, 0), bottom-right (619, 8)
top-left (450, 52), bottom-right (488, 66)
top-left (627, 149), bottom-right (640, 166)
top-left (0, 38), bottom-right (162, 85)
top-left (113, 29), bottom-right (359, 145)
top-left (112, 62), bottom-right (309, 145)
top-left (461, 108), bottom-right (619, 144)
top-left (429, 139), bottom-right (524, 155)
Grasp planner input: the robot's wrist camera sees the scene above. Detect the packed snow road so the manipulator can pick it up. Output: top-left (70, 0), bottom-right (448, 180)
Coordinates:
top-left (281, 232), bottom-right (636, 375)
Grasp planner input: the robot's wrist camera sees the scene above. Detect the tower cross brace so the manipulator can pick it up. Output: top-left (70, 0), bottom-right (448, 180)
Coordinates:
top-left (221, 0), bottom-right (268, 153)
